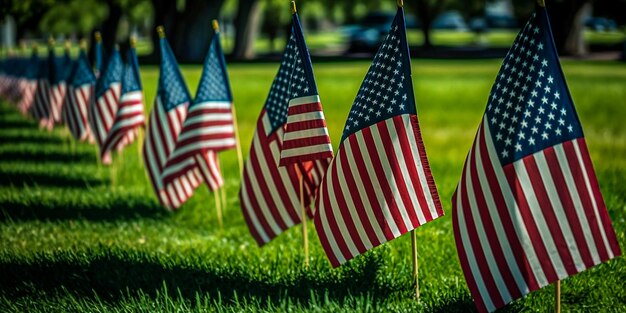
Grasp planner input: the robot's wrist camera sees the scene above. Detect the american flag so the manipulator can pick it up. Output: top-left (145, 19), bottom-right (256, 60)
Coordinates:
top-left (143, 34), bottom-right (202, 209)
top-left (161, 28), bottom-right (235, 192)
top-left (63, 50), bottom-right (96, 142)
top-left (47, 49), bottom-right (71, 128)
top-left (278, 15), bottom-right (332, 166)
top-left (31, 57), bottom-right (51, 129)
top-left (101, 46), bottom-right (145, 156)
top-left (90, 48), bottom-right (123, 164)
top-left (18, 52), bottom-right (39, 115)
top-left (239, 12), bottom-right (329, 246)
top-left (94, 34), bottom-right (104, 77)
top-left (313, 7), bottom-right (443, 267)
top-left (452, 6), bottom-right (622, 313)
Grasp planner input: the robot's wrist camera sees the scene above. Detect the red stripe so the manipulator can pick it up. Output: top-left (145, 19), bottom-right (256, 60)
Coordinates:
top-left (285, 119), bottom-right (327, 132)
top-left (320, 161), bottom-right (354, 263)
top-left (282, 135), bottom-right (331, 150)
top-left (361, 127), bottom-right (408, 234)
top-left (543, 146), bottom-right (595, 268)
top-left (348, 135), bottom-right (395, 241)
top-left (313, 188), bottom-right (341, 267)
top-left (274, 128), bottom-right (305, 222)
top-left (187, 108), bottom-right (233, 116)
top-left (288, 101), bottom-right (322, 115)
top-left (278, 152), bottom-right (334, 167)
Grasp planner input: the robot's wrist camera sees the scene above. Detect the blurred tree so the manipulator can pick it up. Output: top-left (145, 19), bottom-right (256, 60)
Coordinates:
top-left (232, 0), bottom-right (261, 59)
top-left (150, 0), bottom-right (226, 62)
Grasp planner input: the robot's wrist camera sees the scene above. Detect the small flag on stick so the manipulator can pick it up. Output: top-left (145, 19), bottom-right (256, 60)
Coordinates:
top-left (451, 3), bottom-right (622, 312)
top-left (63, 43), bottom-right (96, 142)
top-left (313, 6), bottom-right (443, 267)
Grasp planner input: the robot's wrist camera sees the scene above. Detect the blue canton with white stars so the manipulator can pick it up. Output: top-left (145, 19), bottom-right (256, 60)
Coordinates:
top-left (158, 38), bottom-right (191, 111)
top-left (341, 8), bottom-right (416, 143)
top-left (194, 32), bottom-right (231, 104)
top-left (485, 8), bottom-right (583, 165)
top-left (71, 51), bottom-right (96, 87)
top-left (26, 53), bottom-right (39, 80)
top-left (95, 49), bottom-right (123, 98)
top-left (264, 14), bottom-right (318, 135)
top-left (121, 48), bottom-right (142, 94)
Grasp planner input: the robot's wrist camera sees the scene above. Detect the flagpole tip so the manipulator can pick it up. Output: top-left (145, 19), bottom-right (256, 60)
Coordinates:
top-left (537, 0), bottom-right (545, 7)
top-left (94, 31), bottom-right (102, 42)
top-left (397, 0), bottom-right (404, 8)
top-left (64, 40), bottom-right (71, 51)
top-left (212, 19), bottom-right (219, 31)
top-left (48, 36), bottom-right (55, 47)
top-left (129, 36), bottom-right (137, 48)
top-left (291, 1), bottom-right (297, 14)
top-left (156, 26), bottom-right (166, 38)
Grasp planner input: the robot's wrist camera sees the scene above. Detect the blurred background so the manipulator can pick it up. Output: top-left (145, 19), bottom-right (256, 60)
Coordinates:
top-left (1, 0), bottom-right (625, 62)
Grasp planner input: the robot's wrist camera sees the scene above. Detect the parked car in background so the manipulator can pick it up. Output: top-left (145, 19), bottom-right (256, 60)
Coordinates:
top-left (432, 11), bottom-right (468, 31)
top-left (346, 12), bottom-right (419, 53)
top-left (585, 17), bottom-right (617, 32)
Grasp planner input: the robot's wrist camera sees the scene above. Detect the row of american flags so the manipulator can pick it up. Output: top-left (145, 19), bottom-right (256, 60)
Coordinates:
top-left (0, 3), bottom-right (620, 312)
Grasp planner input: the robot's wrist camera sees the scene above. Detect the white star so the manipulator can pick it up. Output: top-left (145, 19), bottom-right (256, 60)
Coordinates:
top-left (505, 138), bottom-right (512, 146)
top-left (538, 43), bottom-right (544, 50)
top-left (542, 132), bottom-right (549, 140)
top-left (496, 132), bottom-right (503, 140)
top-left (541, 96), bottom-right (548, 104)
top-left (558, 118), bottom-right (565, 125)
top-left (548, 113), bottom-right (555, 120)
top-left (501, 150), bottom-right (509, 158)
top-left (554, 91), bottom-right (560, 99)
top-left (542, 59), bottom-right (548, 67)
top-left (515, 143), bottom-right (522, 151)
top-left (568, 125), bottom-right (574, 132)
top-left (529, 137), bottom-right (535, 145)
top-left (555, 128), bottom-right (562, 135)
top-left (547, 76), bottom-right (554, 84)
top-left (545, 122), bottom-right (552, 129)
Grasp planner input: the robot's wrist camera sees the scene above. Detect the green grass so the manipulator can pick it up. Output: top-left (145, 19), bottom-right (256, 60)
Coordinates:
top-left (1, 59), bottom-right (625, 312)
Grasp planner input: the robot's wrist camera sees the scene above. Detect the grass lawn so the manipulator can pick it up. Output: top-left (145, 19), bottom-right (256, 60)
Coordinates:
top-left (1, 59), bottom-right (625, 312)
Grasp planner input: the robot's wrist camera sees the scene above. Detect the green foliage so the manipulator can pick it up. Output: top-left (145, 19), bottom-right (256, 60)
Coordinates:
top-left (38, 0), bottom-right (108, 35)
top-left (0, 60), bottom-right (625, 312)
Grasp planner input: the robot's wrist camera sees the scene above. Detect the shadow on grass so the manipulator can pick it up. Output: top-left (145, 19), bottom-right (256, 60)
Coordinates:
top-left (0, 132), bottom-right (66, 145)
top-left (0, 170), bottom-right (105, 189)
top-left (0, 119), bottom-right (38, 130)
top-left (0, 196), bottom-right (165, 222)
top-left (0, 251), bottom-right (390, 309)
top-left (0, 149), bottom-right (95, 164)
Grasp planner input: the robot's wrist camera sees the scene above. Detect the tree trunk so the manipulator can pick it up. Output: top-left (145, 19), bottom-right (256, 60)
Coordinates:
top-left (101, 0), bottom-right (123, 55)
top-left (413, 0), bottom-right (447, 49)
top-left (232, 0), bottom-right (262, 60)
top-left (546, 0), bottom-right (591, 56)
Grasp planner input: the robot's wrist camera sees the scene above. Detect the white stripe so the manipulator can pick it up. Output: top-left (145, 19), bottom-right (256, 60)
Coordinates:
top-left (288, 95), bottom-right (320, 107)
top-left (119, 90), bottom-right (143, 102)
top-left (482, 121), bottom-right (548, 286)
top-left (283, 127), bottom-right (329, 141)
top-left (553, 144), bottom-right (601, 264)
top-left (280, 144), bottom-right (333, 159)
top-left (285, 111), bottom-right (325, 123)
top-left (354, 131), bottom-right (401, 237)
top-left (162, 157), bottom-right (196, 179)
top-left (177, 125), bottom-right (235, 141)
top-left (343, 139), bottom-right (388, 245)
top-left (197, 154), bottom-right (218, 190)
top-left (191, 101), bottom-right (231, 109)
top-left (572, 140), bottom-right (613, 259)
top-left (184, 113), bottom-right (233, 124)
top-left (266, 131), bottom-right (298, 227)
top-left (534, 151), bottom-right (586, 272)
top-left (168, 139), bottom-right (237, 159)
top-left (150, 106), bottom-right (168, 167)
top-left (116, 104), bottom-right (144, 115)
top-left (370, 124), bottom-right (413, 232)
top-left (385, 118), bottom-right (427, 225)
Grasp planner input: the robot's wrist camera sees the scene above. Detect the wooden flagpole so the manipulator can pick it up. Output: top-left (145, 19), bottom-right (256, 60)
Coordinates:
top-left (213, 19), bottom-right (244, 177)
top-left (411, 230), bottom-right (420, 300)
top-left (555, 280), bottom-right (561, 313)
top-left (290, 0), bottom-right (309, 269)
top-left (214, 188), bottom-right (223, 228)
top-left (220, 184), bottom-right (227, 213)
top-left (395, 0), bottom-right (420, 300)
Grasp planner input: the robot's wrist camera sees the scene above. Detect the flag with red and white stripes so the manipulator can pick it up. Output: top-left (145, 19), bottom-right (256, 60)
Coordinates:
top-left (240, 12), bottom-right (330, 246)
top-left (161, 28), bottom-right (235, 192)
top-left (17, 52), bottom-right (39, 115)
top-left (101, 46), bottom-right (145, 156)
top-left (46, 49), bottom-right (71, 129)
top-left (314, 7), bottom-right (443, 268)
top-left (452, 6), bottom-right (621, 313)
top-left (277, 15), bottom-right (332, 166)
top-left (31, 57), bottom-right (52, 129)
top-left (63, 50), bottom-right (96, 141)
top-left (89, 48), bottom-right (123, 164)
top-left (143, 34), bottom-right (203, 210)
